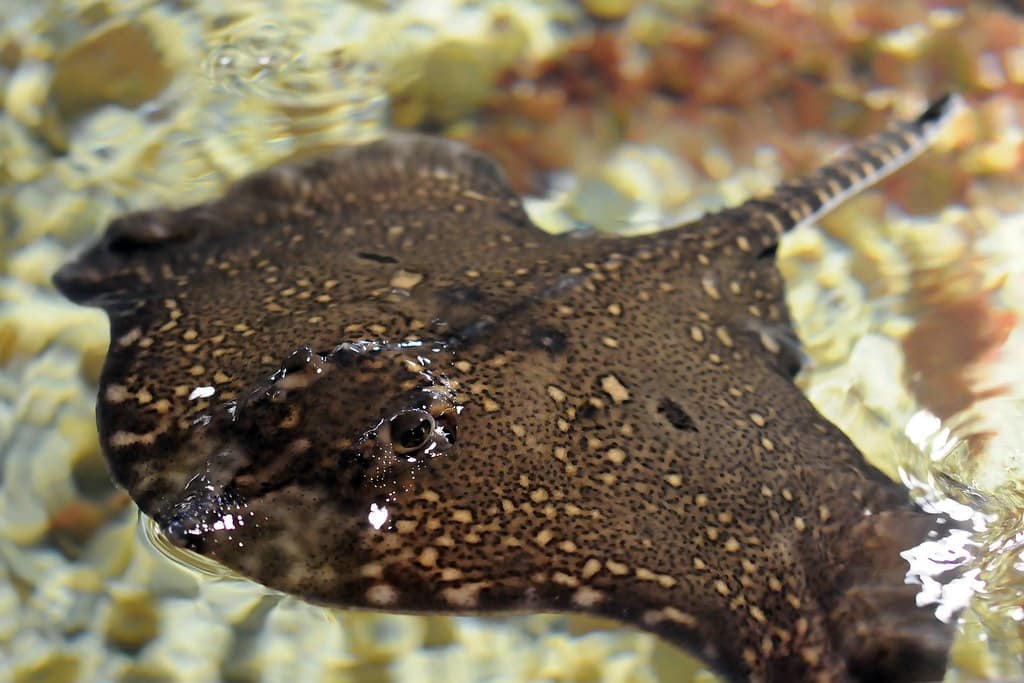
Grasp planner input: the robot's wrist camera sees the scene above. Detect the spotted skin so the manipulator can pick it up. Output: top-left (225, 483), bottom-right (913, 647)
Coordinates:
top-left (54, 95), bottom-right (962, 682)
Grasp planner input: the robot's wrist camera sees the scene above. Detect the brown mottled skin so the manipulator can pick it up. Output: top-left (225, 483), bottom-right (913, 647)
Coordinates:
top-left (54, 95), bottom-right (962, 682)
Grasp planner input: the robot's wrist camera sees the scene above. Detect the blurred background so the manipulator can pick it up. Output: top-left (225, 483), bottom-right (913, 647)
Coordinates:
top-left (0, 1), bottom-right (1022, 681)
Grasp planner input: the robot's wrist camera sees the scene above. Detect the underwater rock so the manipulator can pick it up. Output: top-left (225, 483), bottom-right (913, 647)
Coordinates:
top-left (50, 21), bottom-right (172, 119)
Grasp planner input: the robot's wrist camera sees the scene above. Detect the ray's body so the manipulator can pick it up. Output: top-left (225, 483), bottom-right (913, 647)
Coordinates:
top-left (54, 95), bottom-right (962, 682)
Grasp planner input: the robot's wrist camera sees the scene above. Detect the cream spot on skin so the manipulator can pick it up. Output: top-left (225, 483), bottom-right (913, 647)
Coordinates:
top-left (636, 567), bottom-right (657, 582)
top-left (440, 568), bottom-right (463, 581)
top-left (109, 428), bottom-right (160, 447)
top-left (664, 607), bottom-right (698, 627)
top-left (701, 277), bottom-right (720, 300)
top-left (117, 327), bottom-right (142, 347)
top-left (366, 584), bottom-right (399, 606)
top-left (642, 610), bottom-right (662, 626)
top-left (442, 582), bottom-right (486, 608)
top-left (600, 374), bottom-right (631, 404)
top-left (389, 269), bottom-right (423, 290)
top-left (572, 586), bottom-right (605, 608)
top-left (605, 560), bottom-right (629, 576)
top-left (451, 509), bottom-right (473, 524)
top-left (715, 326), bottom-right (734, 347)
top-left (359, 562), bottom-right (384, 579)
top-left (546, 385), bottom-right (567, 402)
top-left (395, 519), bottom-right (418, 534)
top-left (552, 571), bottom-right (579, 588)
top-left (605, 447), bottom-right (626, 465)
top-left (759, 331), bottom-right (781, 354)
top-left (105, 384), bottom-right (130, 403)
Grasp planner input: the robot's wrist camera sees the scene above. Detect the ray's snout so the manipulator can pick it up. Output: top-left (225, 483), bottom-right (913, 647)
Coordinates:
top-left (50, 209), bottom-right (187, 307)
top-left (51, 251), bottom-right (109, 306)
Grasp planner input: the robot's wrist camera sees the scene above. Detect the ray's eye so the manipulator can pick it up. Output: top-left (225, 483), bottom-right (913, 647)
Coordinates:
top-left (390, 410), bottom-right (435, 454)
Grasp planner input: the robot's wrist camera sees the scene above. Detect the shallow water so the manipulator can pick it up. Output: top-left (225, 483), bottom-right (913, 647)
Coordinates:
top-left (1, 1), bottom-right (1023, 681)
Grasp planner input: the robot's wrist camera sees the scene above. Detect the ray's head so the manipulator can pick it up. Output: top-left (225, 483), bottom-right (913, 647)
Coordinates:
top-left (127, 335), bottom-right (487, 605)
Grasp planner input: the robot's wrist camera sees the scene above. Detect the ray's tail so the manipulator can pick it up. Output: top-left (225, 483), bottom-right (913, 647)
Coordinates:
top-left (723, 93), bottom-right (963, 253)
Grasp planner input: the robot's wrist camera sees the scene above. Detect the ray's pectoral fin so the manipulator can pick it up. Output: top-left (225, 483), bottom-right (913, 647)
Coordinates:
top-left (831, 509), bottom-right (956, 683)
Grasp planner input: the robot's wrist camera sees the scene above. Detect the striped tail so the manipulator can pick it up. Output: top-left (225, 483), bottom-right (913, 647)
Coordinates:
top-left (722, 93), bottom-right (963, 254)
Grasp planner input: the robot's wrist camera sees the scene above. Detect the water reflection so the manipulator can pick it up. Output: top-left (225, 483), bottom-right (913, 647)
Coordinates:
top-left (901, 405), bottom-right (1024, 672)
